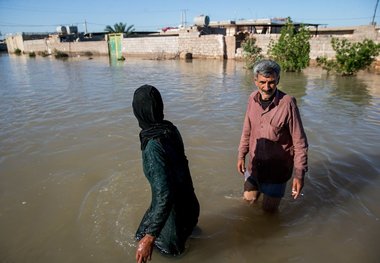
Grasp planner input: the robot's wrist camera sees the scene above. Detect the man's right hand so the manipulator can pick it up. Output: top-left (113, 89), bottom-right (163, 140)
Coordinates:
top-left (237, 159), bottom-right (245, 175)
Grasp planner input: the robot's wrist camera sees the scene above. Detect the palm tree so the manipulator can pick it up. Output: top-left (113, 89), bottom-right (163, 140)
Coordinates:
top-left (104, 22), bottom-right (135, 36)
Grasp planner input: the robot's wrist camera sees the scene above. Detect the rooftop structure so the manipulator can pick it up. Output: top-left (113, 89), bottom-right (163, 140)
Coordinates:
top-left (209, 17), bottom-right (321, 35)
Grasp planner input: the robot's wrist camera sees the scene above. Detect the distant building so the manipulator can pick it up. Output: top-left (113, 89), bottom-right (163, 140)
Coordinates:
top-left (4, 15), bottom-right (379, 64)
top-left (209, 17), bottom-right (320, 35)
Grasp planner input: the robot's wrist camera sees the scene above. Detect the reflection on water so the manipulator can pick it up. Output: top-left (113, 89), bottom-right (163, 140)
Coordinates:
top-left (333, 75), bottom-right (372, 105)
top-left (280, 71), bottom-right (308, 100)
top-left (0, 54), bottom-right (379, 263)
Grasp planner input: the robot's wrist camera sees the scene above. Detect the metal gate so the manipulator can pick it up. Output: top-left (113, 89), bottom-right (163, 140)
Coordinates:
top-left (108, 33), bottom-right (123, 60)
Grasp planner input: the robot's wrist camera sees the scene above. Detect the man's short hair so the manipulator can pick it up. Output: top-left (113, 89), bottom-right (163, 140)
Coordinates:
top-left (253, 60), bottom-right (281, 80)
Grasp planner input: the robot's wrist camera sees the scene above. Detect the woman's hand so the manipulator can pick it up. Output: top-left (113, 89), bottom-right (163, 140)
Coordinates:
top-left (136, 234), bottom-right (155, 263)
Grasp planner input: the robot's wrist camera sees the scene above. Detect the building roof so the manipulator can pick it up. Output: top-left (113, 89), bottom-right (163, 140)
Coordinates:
top-left (209, 18), bottom-right (322, 28)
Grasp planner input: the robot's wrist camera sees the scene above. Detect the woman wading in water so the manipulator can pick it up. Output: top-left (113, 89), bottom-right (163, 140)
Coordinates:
top-left (132, 85), bottom-right (200, 263)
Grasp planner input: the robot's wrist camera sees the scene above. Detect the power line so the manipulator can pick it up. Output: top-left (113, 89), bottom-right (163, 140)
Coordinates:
top-left (296, 16), bottom-right (378, 21)
top-left (0, 22), bottom-right (85, 27)
top-left (0, 20), bottom-right (159, 27)
top-left (0, 5), bottom-right (182, 15)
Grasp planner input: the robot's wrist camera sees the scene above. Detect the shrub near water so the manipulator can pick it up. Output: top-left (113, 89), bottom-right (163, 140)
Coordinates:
top-left (242, 37), bottom-right (263, 69)
top-left (317, 38), bottom-right (380, 76)
top-left (54, 50), bottom-right (69, 59)
top-left (37, 51), bottom-right (49, 57)
top-left (14, 48), bottom-right (22, 55)
top-left (268, 17), bottom-right (311, 72)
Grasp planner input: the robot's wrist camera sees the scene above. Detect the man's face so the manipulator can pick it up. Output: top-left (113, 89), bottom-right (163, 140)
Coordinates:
top-left (254, 73), bottom-right (278, 100)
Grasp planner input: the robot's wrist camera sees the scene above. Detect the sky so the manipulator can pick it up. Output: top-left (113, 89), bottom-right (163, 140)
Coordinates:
top-left (0, 0), bottom-right (379, 37)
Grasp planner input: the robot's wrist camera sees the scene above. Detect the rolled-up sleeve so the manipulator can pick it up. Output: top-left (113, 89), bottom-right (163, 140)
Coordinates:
top-left (238, 113), bottom-right (251, 159)
top-left (289, 97), bottom-right (308, 179)
top-left (238, 99), bottom-right (252, 160)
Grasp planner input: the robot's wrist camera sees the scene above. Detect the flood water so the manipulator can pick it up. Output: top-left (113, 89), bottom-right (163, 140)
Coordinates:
top-left (0, 54), bottom-right (379, 263)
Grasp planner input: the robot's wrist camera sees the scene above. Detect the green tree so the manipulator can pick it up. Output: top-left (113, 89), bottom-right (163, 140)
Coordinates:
top-left (104, 22), bottom-right (135, 36)
top-left (317, 38), bottom-right (380, 76)
top-left (268, 17), bottom-right (311, 72)
top-left (241, 37), bottom-right (263, 69)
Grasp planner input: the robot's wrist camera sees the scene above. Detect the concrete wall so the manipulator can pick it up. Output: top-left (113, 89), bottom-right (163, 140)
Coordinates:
top-left (225, 36), bottom-right (236, 59)
top-left (46, 41), bottom-right (108, 55)
top-left (6, 25), bottom-right (379, 62)
top-left (178, 33), bottom-right (225, 59)
top-left (309, 36), bottom-right (338, 59)
top-left (23, 39), bottom-right (48, 53)
top-left (244, 34), bottom-right (338, 59)
top-left (123, 36), bottom-right (179, 59)
top-left (122, 34), bottom-right (225, 59)
top-left (6, 35), bottom-right (108, 55)
top-left (7, 33), bottom-right (225, 59)
top-left (236, 25), bottom-right (380, 60)
top-left (5, 35), bottom-right (24, 52)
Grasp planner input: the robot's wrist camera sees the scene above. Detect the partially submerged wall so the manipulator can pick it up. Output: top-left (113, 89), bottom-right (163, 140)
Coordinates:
top-left (122, 34), bottom-right (225, 59)
top-left (7, 33), bottom-right (225, 59)
top-left (178, 33), bottom-right (225, 59)
top-left (244, 34), bottom-right (338, 59)
top-left (6, 25), bottom-right (379, 62)
top-left (6, 35), bottom-right (108, 55)
top-left (123, 36), bottom-right (179, 59)
top-left (238, 25), bottom-right (380, 60)
top-left (46, 41), bottom-right (108, 56)
top-left (5, 35), bottom-right (24, 53)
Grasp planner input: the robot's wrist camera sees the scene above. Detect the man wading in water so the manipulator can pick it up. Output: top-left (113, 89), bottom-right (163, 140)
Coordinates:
top-left (237, 59), bottom-right (308, 212)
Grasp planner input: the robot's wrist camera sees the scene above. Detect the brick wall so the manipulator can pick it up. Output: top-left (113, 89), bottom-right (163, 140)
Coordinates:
top-left (23, 39), bottom-right (48, 53)
top-left (178, 34), bottom-right (225, 59)
top-left (123, 36), bottom-right (179, 59)
top-left (6, 35), bottom-right (108, 55)
top-left (250, 34), bottom-right (338, 59)
top-left (122, 34), bottom-right (225, 59)
top-left (5, 35), bottom-right (24, 52)
top-left (237, 25), bottom-right (379, 60)
top-left (6, 25), bottom-right (379, 62)
top-left (47, 41), bottom-right (108, 55)
top-left (225, 36), bottom-right (236, 59)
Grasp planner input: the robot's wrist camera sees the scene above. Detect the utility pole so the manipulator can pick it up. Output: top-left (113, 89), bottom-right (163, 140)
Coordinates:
top-left (372, 0), bottom-right (379, 25)
top-left (84, 19), bottom-right (88, 34)
top-left (181, 9), bottom-right (188, 28)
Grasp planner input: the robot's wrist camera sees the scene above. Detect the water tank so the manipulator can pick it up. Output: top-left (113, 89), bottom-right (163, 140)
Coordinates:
top-left (56, 26), bottom-right (67, 35)
top-left (66, 26), bottom-right (78, 34)
top-left (194, 15), bottom-right (210, 27)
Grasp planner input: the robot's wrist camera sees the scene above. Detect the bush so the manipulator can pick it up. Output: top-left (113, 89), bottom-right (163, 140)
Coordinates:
top-left (14, 48), bottom-right (22, 55)
top-left (317, 38), bottom-right (380, 76)
top-left (37, 51), bottom-right (49, 57)
top-left (268, 17), bottom-right (311, 72)
top-left (54, 50), bottom-right (69, 59)
top-left (29, 52), bottom-right (36, 57)
top-left (84, 51), bottom-right (93, 57)
top-left (241, 37), bottom-right (263, 69)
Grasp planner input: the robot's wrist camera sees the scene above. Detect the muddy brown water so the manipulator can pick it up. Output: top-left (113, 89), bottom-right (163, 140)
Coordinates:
top-left (0, 54), bottom-right (379, 263)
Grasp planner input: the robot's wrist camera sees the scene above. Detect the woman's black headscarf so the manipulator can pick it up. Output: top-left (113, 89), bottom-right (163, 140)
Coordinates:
top-left (132, 85), bottom-right (176, 150)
